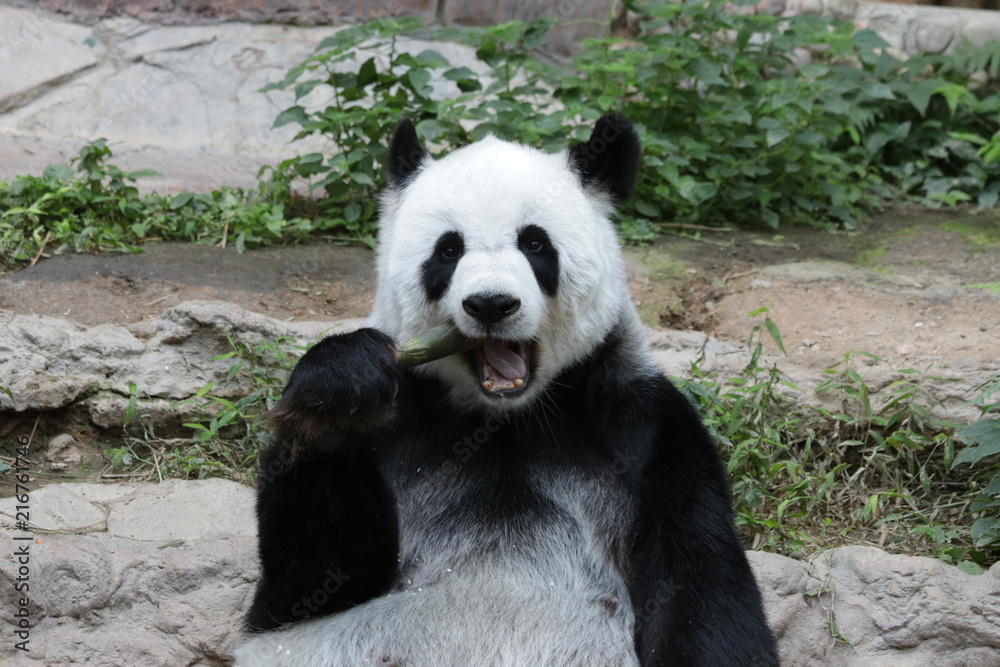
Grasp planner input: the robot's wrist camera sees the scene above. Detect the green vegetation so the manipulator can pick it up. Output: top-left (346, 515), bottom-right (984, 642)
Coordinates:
top-left (0, 140), bottom-right (322, 271)
top-left (5, 0), bottom-right (1000, 265)
top-left (264, 0), bottom-right (1000, 239)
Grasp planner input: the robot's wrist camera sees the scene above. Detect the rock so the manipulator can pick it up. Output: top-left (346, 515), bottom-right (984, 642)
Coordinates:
top-left (45, 434), bottom-right (82, 465)
top-left (0, 8), bottom-right (102, 114)
top-left (914, 21), bottom-right (955, 55)
top-left (808, 547), bottom-right (1000, 665)
top-left (0, 485), bottom-right (106, 533)
top-left (106, 478), bottom-right (256, 541)
top-left (748, 547), bottom-right (1000, 665)
top-left (961, 15), bottom-right (1000, 49)
top-left (0, 301), bottom-right (344, 426)
top-left (757, 0), bottom-right (787, 15)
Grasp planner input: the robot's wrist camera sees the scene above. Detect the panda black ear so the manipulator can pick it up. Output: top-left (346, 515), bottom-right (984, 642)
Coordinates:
top-left (388, 117), bottom-right (428, 187)
top-left (568, 114), bottom-right (641, 205)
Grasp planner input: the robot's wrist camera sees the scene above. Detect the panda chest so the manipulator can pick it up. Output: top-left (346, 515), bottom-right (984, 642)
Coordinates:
top-left (390, 462), bottom-right (636, 593)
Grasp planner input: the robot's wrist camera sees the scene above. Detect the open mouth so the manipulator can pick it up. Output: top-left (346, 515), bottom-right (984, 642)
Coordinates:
top-left (472, 339), bottom-right (533, 396)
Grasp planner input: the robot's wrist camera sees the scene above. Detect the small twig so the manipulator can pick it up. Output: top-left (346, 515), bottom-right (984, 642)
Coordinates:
top-left (157, 540), bottom-right (186, 549)
top-left (221, 216), bottom-right (229, 249)
top-left (724, 269), bottom-right (760, 283)
top-left (28, 231), bottom-right (51, 267)
top-left (142, 293), bottom-right (175, 308)
top-left (28, 414), bottom-right (40, 445)
top-left (678, 233), bottom-right (733, 248)
top-left (655, 222), bottom-right (735, 232)
top-left (100, 472), bottom-right (146, 479)
top-left (152, 449), bottom-right (164, 484)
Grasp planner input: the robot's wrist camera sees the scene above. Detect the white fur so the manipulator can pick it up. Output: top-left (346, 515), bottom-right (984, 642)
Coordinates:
top-left (370, 136), bottom-right (639, 412)
top-left (234, 467), bottom-right (639, 667)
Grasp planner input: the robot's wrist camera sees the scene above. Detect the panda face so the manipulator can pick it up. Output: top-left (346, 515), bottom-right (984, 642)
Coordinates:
top-left (371, 117), bottom-right (641, 412)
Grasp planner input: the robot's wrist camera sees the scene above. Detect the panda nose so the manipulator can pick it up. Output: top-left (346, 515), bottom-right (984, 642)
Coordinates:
top-left (462, 293), bottom-right (521, 325)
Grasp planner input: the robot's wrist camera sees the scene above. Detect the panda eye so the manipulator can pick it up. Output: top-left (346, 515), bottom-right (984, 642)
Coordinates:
top-left (440, 244), bottom-right (460, 259)
top-left (524, 239), bottom-right (544, 253)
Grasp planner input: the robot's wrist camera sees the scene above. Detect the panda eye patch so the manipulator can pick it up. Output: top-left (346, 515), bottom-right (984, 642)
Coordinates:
top-left (435, 232), bottom-right (464, 261)
top-left (517, 224), bottom-right (559, 297)
top-left (422, 231), bottom-right (465, 301)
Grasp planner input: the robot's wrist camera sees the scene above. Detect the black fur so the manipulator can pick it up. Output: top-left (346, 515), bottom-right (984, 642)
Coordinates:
top-left (388, 117), bottom-right (428, 186)
top-left (247, 328), bottom-right (778, 664)
top-left (420, 230), bottom-right (465, 301)
top-left (517, 224), bottom-right (559, 297)
top-left (568, 113), bottom-right (642, 204)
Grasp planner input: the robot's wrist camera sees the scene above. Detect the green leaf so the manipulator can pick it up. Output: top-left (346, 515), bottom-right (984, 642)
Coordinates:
top-left (344, 202), bottom-right (361, 223)
top-left (42, 163), bottom-right (74, 182)
top-left (407, 69), bottom-right (433, 97)
top-left (170, 192), bottom-right (194, 210)
top-left (953, 419), bottom-right (1000, 466)
top-left (294, 79), bottom-right (324, 101)
top-left (971, 517), bottom-right (1000, 546)
top-left (766, 129), bottom-right (790, 147)
top-left (415, 49), bottom-right (450, 68)
top-left (933, 83), bottom-right (972, 116)
top-left (272, 106), bottom-right (310, 129)
top-left (765, 317), bottom-right (787, 355)
top-left (357, 57), bottom-right (378, 88)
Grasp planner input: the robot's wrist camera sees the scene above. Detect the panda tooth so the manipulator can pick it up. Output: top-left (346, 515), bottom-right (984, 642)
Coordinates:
top-left (513, 378), bottom-right (524, 388)
top-left (482, 380), bottom-right (494, 390)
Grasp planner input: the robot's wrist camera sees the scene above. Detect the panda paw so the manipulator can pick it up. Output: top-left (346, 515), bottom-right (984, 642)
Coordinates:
top-left (268, 328), bottom-right (403, 436)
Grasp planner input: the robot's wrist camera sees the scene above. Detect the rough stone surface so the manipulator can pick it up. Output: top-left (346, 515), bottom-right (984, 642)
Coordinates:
top-left (0, 300), bottom-right (342, 420)
top-left (750, 548), bottom-right (1000, 666)
top-left (0, 5), bottom-right (484, 193)
top-left (0, 8), bottom-right (102, 114)
top-left (106, 478), bottom-right (256, 540)
top-left (0, 297), bottom-right (990, 431)
top-left (0, 484), bottom-right (106, 533)
top-left (0, 479), bottom-right (997, 665)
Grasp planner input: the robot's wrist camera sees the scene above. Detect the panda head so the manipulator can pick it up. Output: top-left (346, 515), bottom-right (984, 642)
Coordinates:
top-left (370, 115), bottom-right (642, 412)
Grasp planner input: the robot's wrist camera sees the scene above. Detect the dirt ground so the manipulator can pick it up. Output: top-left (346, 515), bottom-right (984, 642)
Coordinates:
top-left (2, 207), bottom-right (997, 381)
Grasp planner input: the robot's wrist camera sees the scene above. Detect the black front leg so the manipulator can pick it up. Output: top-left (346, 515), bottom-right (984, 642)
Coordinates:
top-left (245, 328), bottom-right (403, 631)
top-left (627, 381), bottom-right (779, 666)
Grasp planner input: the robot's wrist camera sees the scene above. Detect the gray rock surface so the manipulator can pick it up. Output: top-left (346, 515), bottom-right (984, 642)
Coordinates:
top-left (0, 479), bottom-right (997, 665)
top-left (0, 300), bottom-right (356, 428)
top-left (0, 299), bottom-right (988, 431)
top-left (751, 547), bottom-right (1000, 666)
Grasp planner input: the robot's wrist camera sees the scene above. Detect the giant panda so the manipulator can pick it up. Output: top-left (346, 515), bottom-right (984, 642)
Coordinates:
top-left (234, 114), bottom-right (779, 666)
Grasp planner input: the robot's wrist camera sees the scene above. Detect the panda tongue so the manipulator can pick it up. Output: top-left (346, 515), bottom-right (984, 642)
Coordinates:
top-left (483, 340), bottom-right (526, 380)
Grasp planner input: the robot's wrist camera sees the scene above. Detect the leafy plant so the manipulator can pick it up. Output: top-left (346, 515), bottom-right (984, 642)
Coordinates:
top-left (952, 375), bottom-right (1000, 549)
top-left (671, 311), bottom-right (986, 564)
top-left (263, 0), bottom-right (1000, 239)
top-left (0, 140), bottom-right (315, 271)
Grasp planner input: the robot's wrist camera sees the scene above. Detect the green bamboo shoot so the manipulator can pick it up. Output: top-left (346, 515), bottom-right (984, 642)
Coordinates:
top-left (395, 324), bottom-right (481, 369)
